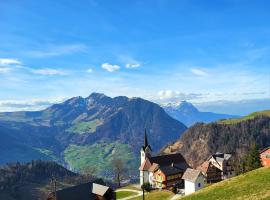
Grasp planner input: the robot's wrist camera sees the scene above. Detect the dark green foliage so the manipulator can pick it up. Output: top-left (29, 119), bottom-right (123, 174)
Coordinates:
top-left (243, 143), bottom-right (262, 172)
top-left (0, 160), bottom-right (77, 190)
top-left (172, 185), bottom-right (177, 194)
top-left (141, 182), bottom-right (151, 192)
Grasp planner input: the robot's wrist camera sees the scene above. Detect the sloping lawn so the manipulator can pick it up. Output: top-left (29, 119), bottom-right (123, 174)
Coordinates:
top-left (116, 191), bottom-right (137, 199)
top-left (130, 190), bottom-right (174, 200)
top-left (180, 167), bottom-right (270, 200)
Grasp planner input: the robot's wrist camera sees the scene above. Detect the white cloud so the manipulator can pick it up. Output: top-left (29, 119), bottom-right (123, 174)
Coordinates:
top-left (190, 68), bottom-right (208, 76)
top-left (0, 58), bottom-right (21, 66)
top-left (118, 55), bottom-right (141, 69)
top-left (125, 63), bottom-right (141, 68)
top-left (157, 90), bottom-right (203, 103)
top-left (101, 63), bottom-right (120, 72)
top-left (27, 44), bottom-right (87, 58)
top-left (0, 98), bottom-right (66, 112)
top-left (87, 68), bottom-right (93, 73)
top-left (0, 67), bottom-right (12, 73)
top-left (32, 68), bottom-right (67, 75)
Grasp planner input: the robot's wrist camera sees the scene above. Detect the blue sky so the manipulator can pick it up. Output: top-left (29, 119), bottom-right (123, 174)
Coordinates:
top-left (0, 0), bottom-right (269, 114)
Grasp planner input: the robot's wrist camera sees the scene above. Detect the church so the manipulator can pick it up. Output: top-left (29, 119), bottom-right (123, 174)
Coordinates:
top-left (139, 130), bottom-right (190, 189)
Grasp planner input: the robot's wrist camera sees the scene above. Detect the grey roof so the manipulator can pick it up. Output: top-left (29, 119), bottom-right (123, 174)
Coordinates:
top-left (182, 168), bottom-right (202, 182)
top-left (159, 165), bottom-right (183, 176)
top-left (50, 179), bottom-right (106, 200)
top-left (149, 153), bottom-right (189, 169)
top-left (212, 152), bottom-right (232, 162)
top-left (92, 183), bottom-right (110, 196)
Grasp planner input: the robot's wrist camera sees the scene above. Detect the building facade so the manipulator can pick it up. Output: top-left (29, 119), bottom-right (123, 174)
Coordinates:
top-left (182, 168), bottom-right (204, 195)
top-left (139, 130), bottom-right (189, 189)
top-left (260, 147), bottom-right (270, 167)
top-left (208, 152), bottom-right (235, 180)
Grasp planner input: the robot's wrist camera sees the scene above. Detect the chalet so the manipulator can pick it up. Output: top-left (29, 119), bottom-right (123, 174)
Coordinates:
top-left (260, 147), bottom-right (270, 167)
top-left (197, 161), bottom-right (222, 183)
top-left (182, 168), bottom-right (204, 195)
top-left (208, 152), bottom-right (235, 180)
top-left (139, 130), bottom-right (189, 189)
top-left (47, 179), bottom-right (115, 200)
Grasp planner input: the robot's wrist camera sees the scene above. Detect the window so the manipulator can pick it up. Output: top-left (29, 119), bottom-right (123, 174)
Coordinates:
top-left (198, 183), bottom-right (201, 188)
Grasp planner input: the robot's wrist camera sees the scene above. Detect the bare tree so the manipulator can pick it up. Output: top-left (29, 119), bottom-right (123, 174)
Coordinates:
top-left (81, 166), bottom-right (97, 182)
top-left (111, 158), bottom-right (127, 187)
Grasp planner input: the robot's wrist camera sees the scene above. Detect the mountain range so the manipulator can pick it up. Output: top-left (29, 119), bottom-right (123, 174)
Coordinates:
top-left (163, 101), bottom-right (239, 127)
top-left (0, 93), bottom-right (187, 176)
top-left (163, 110), bottom-right (270, 168)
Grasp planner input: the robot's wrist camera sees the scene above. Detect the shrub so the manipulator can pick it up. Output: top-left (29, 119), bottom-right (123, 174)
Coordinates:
top-left (141, 182), bottom-right (151, 192)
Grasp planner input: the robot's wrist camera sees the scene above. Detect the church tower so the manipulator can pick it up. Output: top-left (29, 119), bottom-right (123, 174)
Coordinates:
top-left (140, 129), bottom-right (152, 165)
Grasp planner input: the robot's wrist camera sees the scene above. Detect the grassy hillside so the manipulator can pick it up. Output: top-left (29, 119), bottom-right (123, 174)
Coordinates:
top-left (64, 141), bottom-right (138, 176)
top-left (180, 167), bottom-right (270, 200)
top-left (219, 110), bottom-right (270, 124)
top-left (67, 119), bottom-right (103, 134)
top-left (130, 190), bottom-right (174, 200)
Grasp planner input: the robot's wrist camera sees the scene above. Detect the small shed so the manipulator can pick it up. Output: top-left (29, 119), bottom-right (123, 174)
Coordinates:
top-left (182, 168), bottom-right (204, 195)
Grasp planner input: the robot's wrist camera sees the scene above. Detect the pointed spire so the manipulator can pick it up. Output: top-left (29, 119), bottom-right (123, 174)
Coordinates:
top-left (143, 128), bottom-right (152, 151)
top-left (144, 128), bottom-right (148, 148)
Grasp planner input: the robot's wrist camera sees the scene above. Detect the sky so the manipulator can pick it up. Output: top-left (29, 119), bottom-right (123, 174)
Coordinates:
top-left (0, 0), bottom-right (269, 115)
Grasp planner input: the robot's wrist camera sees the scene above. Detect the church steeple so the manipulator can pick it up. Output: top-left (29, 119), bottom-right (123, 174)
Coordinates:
top-left (144, 129), bottom-right (148, 149)
top-left (142, 129), bottom-right (152, 151)
top-left (140, 129), bottom-right (152, 165)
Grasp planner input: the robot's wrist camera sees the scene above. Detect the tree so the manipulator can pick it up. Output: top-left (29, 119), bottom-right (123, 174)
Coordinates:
top-left (243, 143), bottom-right (262, 172)
top-left (111, 158), bottom-right (127, 187)
top-left (141, 182), bottom-right (151, 192)
top-left (81, 166), bottom-right (97, 182)
top-left (172, 184), bottom-right (177, 194)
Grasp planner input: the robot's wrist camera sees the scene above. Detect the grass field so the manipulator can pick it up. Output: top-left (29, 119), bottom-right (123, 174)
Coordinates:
top-left (219, 110), bottom-right (270, 124)
top-left (116, 191), bottom-right (138, 199)
top-left (130, 190), bottom-right (174, 200)
top-left (64, 141), bottom-right (137, 175)
top-left (67, 119), bottom-right (103, 134)
top-left (180, 167), bottom-right (270, 200)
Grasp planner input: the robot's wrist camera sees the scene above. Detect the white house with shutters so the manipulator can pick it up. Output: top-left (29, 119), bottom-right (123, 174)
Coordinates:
top-left (182, 168), bottom-right (204, 195)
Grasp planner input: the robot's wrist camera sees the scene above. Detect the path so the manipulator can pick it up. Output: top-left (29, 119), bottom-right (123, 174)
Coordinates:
top-left (116, 189), bottom-right (143, 200)
top-left (170, 194), bottom-right (183, 200)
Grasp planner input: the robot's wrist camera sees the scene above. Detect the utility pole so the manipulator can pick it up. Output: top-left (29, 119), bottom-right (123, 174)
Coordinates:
top-left (51, 176), bottom-right (57, 200)
top-left (142, 170), bottom-right (145, 200)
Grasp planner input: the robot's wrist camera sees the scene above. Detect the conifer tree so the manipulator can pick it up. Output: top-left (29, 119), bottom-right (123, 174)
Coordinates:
top-left (244, 143), bottom-right (262, 172)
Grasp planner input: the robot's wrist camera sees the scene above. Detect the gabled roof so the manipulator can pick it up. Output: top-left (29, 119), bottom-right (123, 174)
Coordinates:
top-left (139, 159), bottom-right (152, 171)
top-left (182, 168), bottom-right (202, 182)
top-left (50, 179), bottom-right (108, 200)
top-left (149, 153), bottom-right (189, 168)
top-left (197, 161), bottom-right (222, 173)
top-left (260, 147), bottom-right (270, 154)
top-left (197, 161), bottom-right (210, 173)
top-left (159, 164), bottom-right (184, 176)
top-left (92, 183), bottom-right (110, 196)
top-left (210, 152), bottom-right (232, 163)
top-left (149, 163), bottom-right (159, 172)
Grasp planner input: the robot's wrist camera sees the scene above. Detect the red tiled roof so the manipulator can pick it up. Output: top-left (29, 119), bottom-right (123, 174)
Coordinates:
top-left (197, 161), bottom-right (210, 173)
top-left (149, 163), bottom-right (159, 172)
top-left (260, 147), bottom-right (270, 154)
top-left (139, 159), bottom-right (152, 171)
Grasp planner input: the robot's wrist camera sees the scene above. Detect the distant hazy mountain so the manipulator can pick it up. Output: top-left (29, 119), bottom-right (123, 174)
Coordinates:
top-left (0, 93), bottom-right (187, 176)
top-left (163, 101), bottom-right (239, 127)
